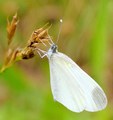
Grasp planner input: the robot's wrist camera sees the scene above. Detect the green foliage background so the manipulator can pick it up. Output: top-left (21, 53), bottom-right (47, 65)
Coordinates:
top-left (0, 0), bottom-right (113, 120)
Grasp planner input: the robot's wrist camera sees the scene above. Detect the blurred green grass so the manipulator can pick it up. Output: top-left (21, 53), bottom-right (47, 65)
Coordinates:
top-left (0, 0), bottom-right (113, 120)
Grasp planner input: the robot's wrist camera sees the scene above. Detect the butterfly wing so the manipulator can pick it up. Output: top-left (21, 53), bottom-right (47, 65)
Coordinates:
top-left (48, 52), bottom-right (107, 112)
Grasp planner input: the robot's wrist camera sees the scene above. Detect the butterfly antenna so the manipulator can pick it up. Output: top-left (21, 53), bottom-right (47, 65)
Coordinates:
top-left (56, 19), bottom-right (63, 44)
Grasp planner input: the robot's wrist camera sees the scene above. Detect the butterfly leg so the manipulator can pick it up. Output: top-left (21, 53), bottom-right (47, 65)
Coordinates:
top-left (36, 48), bottom-right (47, 58)
top-left (39, 39), bottom-right (47, 46)
top-left (48, 36), bottom-right (54, 44)
top-left (47, 40), bottom-right (52, 45)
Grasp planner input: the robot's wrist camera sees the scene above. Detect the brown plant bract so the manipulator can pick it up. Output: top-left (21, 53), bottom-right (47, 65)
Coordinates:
top-left (1, 49), bottom-right (19, 72)
top-left (7, 13), bottom-right (19, 45)
top-left (27, 23), bottom-right (50, 47)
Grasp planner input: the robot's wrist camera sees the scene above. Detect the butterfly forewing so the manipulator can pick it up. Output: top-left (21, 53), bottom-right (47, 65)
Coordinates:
top-left (48, 52), bottom-right (107, 112)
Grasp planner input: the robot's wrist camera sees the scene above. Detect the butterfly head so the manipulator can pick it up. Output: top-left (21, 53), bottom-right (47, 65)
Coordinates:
top-left (47, 44), bottom-right (58, 57)
top-left (51, 44), bottom-right (58, 53)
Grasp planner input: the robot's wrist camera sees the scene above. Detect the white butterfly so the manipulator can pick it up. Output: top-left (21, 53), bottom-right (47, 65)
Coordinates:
top-left (36, 22), bottom-right (107, 112)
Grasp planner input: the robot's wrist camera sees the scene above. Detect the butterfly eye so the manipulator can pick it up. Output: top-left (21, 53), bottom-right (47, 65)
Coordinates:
top-left (51, 44), bottom-right (57, 53)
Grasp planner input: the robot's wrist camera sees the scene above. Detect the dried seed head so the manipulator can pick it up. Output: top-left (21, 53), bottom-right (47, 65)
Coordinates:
top-left (17, 47), bottom-right (35, 60)
top-left (27, 23), bottom-right (51, 47)
top-left (0, 48), bottom-right (19, 72)
top-left (7, 13), bottom-right (19, 45)
top-left (1, 13), bottom-right (52, 72)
